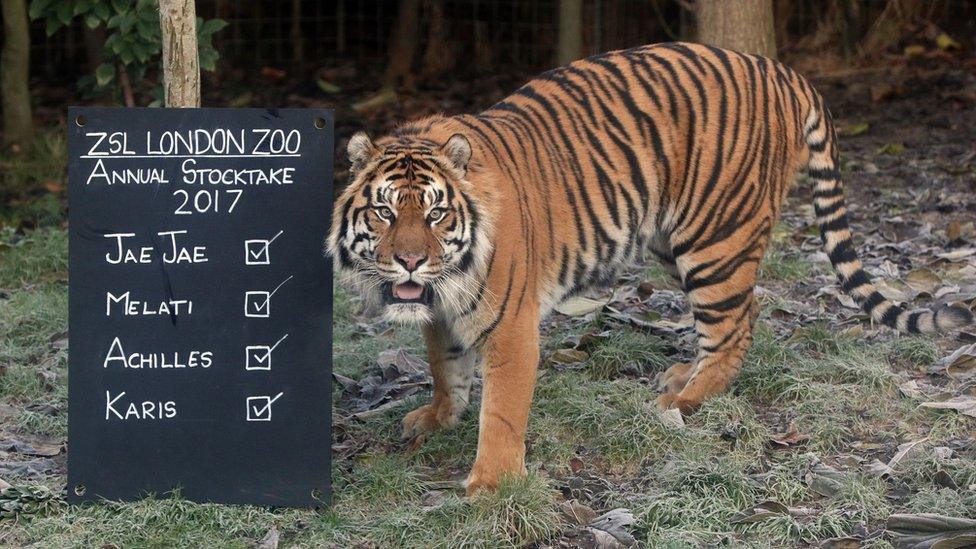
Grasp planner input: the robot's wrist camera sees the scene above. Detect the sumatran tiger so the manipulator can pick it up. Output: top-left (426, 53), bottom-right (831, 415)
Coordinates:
top-left (327, 42), bottom-right (974, 493)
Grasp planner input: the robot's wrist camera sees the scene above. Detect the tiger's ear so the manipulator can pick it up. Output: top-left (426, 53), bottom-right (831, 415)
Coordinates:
top-left (441, 133), bottom-right (472, 176)
top-left (347, 131), bottom-right (376, 173)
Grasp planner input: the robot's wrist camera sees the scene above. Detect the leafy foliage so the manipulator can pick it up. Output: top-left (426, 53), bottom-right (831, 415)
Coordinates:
top-left (29, 0), bottom-right (226, 98)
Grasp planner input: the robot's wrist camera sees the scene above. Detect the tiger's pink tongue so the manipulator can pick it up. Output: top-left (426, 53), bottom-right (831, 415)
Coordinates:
top-left (394, 282), bottom-right (424, 300)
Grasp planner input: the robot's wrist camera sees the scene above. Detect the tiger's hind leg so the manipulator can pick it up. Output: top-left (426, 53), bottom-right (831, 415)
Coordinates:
top-left (649, 238), bottom-right (698, 391)
top-left (656, 230), bottom-right (769, 414)
top-left (402, 318), bottom-right (478, 446)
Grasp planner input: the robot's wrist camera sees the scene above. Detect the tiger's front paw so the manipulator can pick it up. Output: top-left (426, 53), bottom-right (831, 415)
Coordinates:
top-left (465, 455), bottom-right (526, 495)
top-left (658, 362), bottom-right (694, 394)
top-left (655, 392), bottom-right (700, 415)
top-left (401, 401), bottom-right (458, 445)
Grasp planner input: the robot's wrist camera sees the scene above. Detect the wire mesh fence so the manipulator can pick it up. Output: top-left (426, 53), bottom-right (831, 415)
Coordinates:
top-left (29, 0), bottom-right (968, 85)
top-left (28, 0), bottom-right (693, 82)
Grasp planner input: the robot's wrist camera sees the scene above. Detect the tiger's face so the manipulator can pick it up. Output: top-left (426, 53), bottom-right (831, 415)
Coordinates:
top-left (328, 131), bottom-right (487, 324)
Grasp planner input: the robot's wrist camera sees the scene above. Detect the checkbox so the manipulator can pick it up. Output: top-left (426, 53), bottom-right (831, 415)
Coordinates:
top-left (244, 240), bottom-right (270, 265)
top-left (244, 230), bottom-right (283, 266)
top-left (244, 291), bottom-right (271, 317)
top-left (245, 346), bottom-right (272, 370)
top-left (246, 392), bottom-right (284, 421)
top-left (243, 276), bottom-right (293, 319)
top-left (245, 334), bottom-right (288, 371)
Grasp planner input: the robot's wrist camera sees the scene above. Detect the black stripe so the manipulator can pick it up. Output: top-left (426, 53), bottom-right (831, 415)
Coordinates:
top-left (813, 187), bottom-right (843, 199)
top-left (819, 215), bottom-right (849, 233)
top-left (863, 291), bottom-right (886, 314)
top-left (881, 304), bottom-right (902, 328)
top-left (814, 199), bottom-right (845, 218)
top-left (828, 240), bottom-right (858, 265)
top-left (808, 167), bottom-right (840, 180)
top-left (907, 311), bottom-right (923, 333)
top-left (841, 269), bottom-right (871, 293)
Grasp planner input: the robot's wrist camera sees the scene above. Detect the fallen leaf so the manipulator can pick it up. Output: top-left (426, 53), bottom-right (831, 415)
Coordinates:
top-left (936, 33), bottom-right (961, 51)
top-left (904, 44), bottom-right (926, 58)
top-left (561, 499), bottom-right (597, 525)
top-left (877, 143), bottom-right (905, 155)
top-left (904, 269), bottom-right (941, 294)
top-left (940, 343), bottom-right (976, 379)
top-left (947, 221), bottom-right (963, 244)
top-left (899, 380), bottom-right (923, 398)
top-left (819, 536), bottom-right (862, 548)
top-left (352, 88), bottom-right (398, 113)
top-left (730, 500), bottom-right (790, 524)
top-left (920, 396), bottom-right (976, 418)
top-left (43, 181), bottom-right (65, 193)
top-left (0, 458), bottom-right (57, 479)
top-left (0, 439), bottom-right (61, 457)
top-left (0, 484), bottom-right (64, 518)
top-left (864, 459), bottom-right (894, 478)
top-left (549, 349), bottom-right (589, 364)
top-left (886, 513), bottom-right (976, 548)
top-left (255, 525), bottom-right (279, 549)
top-left (843, 122), bottom-right (870, 136)
top-left (770, 424), bottom-right (810, 448)
top-left (936, 249), bottom-right (976, 261)
top-left (377, 349), bottom-right (428, 377)
top-left (569, 457), bottom-right (585, 474)
top-left (315, 78), bottom-right (341, 94)
top-left (805, 461), bottom-right (850, 497)
top-left (556, 295), bottom-right (610, 316)
top-left (659, 408), bottom-right (684, 429)
top-left (589, 508), bottom-right (636, 548)
top-left (49, 331), bottom-right (68, 350)
top-left (636, 281), bottom-right (656, 299)
top-left (887, 438), bottom-right (929, 472)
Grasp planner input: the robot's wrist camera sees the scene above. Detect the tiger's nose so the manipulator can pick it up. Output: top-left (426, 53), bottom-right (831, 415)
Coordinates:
top-left (395, 253), bottom-right (428, 272)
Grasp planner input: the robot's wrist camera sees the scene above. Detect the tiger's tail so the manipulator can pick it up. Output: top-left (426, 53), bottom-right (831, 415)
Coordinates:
top-left (804, 105), bottom-right (973, 334)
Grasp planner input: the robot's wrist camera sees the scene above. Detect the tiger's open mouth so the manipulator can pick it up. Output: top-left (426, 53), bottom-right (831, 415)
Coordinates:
top-left (382, 281), bottom-right (433, 306)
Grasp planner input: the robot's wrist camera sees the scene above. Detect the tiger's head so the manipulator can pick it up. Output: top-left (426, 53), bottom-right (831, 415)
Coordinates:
top-left (327, 129), bottom-right (491, 324)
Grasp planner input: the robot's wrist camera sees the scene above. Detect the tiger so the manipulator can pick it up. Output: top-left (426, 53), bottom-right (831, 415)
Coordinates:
top-left (327, 42), bottom-right (974, 493)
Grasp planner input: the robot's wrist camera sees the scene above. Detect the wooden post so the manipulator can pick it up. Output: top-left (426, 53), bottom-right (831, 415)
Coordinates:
top-left (1, 0), bottom-right (34, 146)
top-left (158, 0), bottom-right (201, 107)
top-left (556, 0), bottom-right (583, 66)
top-left (383, 0), bottom-right (420, 90)
top-left (695, 0), bottom-right (777, 58)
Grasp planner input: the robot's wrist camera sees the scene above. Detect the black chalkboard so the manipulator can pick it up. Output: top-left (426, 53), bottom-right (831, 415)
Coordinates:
top-left (66, 108), bottom-right (333, 507)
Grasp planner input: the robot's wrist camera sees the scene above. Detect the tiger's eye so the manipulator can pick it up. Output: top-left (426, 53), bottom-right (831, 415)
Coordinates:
top-left (427, 208), bottom-right (447, 223)
top-left (374, 206), bottom-right (393, 220)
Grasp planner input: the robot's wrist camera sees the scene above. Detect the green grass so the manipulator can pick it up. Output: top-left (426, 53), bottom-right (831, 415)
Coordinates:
top-left (759, 245), bottom-right (815, 283)
top-left (3, 223), bottom-right (975, 547)
top-left (0, 130), bottom-right (67, 228)
top-left (585, 330), bottom-right (670, 379)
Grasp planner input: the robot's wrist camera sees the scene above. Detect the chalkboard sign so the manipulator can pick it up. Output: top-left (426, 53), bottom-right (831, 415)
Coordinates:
top-left (67, 108), bottom-right (333, 507)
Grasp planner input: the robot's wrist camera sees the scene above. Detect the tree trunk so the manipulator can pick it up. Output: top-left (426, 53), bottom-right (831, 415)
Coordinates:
top-left (556, 0), bottom-right (583, 65)
top-left (383, 0), bottom-right (420, 90)
top-left (696, 0), bottom-right (777, 58)
top-left (291, 0), bottom-right (304, 68)
top-left (158, 0), bottom-right (201, 107)
top-left (336, 1), bottom-right (345, 54)
top-left (1, 0), bottom-right (34, 146)
top-left (421, 0), bottom-right (454, 77)
top-left (862, 0), bottom-right (923, 56)
top-left (83, 25), bottom-right (107, 74)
